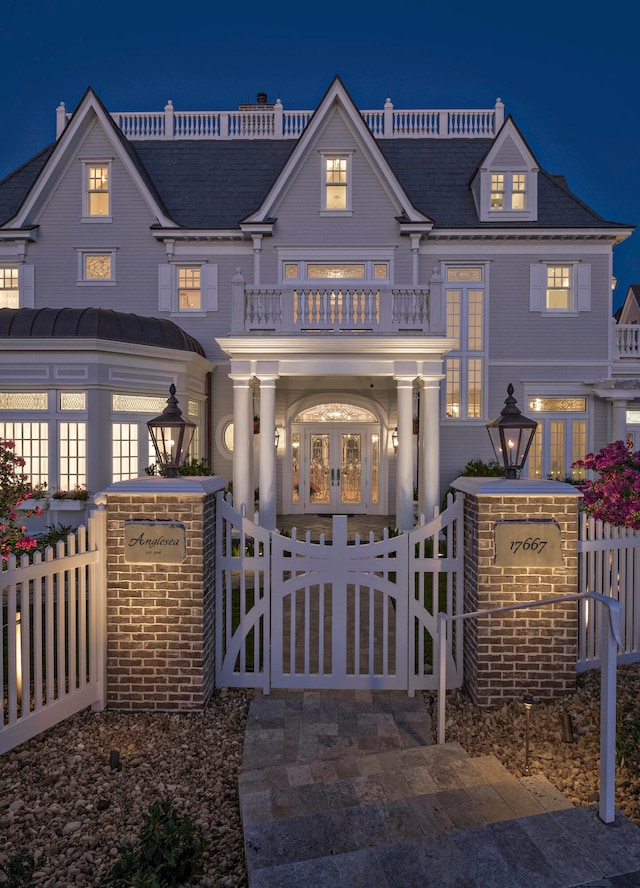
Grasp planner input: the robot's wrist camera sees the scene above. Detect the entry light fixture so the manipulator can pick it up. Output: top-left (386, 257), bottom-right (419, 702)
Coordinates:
top-left (486, 384), bottom-right (537, 479)
top-left (147, 384), bottom-right (196, 478)
top-left (275, 428), bottom-right (280, 449)
top-left (392, 427), bottom-right (398, 453)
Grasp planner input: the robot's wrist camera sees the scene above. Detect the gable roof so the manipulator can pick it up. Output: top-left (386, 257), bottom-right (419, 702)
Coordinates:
top-left (0, 83), bottom-right (632, 235)
top-left (3, 88), bottom-right (175, 229)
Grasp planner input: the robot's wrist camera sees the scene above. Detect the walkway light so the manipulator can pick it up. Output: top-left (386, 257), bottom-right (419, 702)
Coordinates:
top-left (486, 384), bottom-right (537, 479)
top-left (147, 384), bottom-right (196, 478)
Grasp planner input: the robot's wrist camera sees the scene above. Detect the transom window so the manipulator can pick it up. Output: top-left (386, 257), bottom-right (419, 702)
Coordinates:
top-left (283, 261), bottom-right (388, 282)
top-left (178, 267), bottom-right (201, 310)
top-left (84, 163), bottom-right (110, 218)
top-left (490, 172), bottom-right (526, 210)
top-left (0, 268), bottom-right (19, 308)
top-left (293, 403), bottom-right (377, 423)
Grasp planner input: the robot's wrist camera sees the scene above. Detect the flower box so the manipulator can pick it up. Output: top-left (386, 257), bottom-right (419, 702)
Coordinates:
top-left (50, 499), bottom-right (86, 511)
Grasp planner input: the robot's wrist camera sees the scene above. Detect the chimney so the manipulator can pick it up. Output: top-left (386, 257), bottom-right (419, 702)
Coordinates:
top-left (257, 92), bottom-right (267, 104)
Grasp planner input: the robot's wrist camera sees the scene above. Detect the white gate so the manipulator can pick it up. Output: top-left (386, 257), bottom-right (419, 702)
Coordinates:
top-left (215, 492), bottom-right (463, 692)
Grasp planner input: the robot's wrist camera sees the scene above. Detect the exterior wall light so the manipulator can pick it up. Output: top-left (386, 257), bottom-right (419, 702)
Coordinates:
top-left (147, 384), bottom-right (196, 478)
top-left (486, 384), bottom-right (537, 479)
top-left (275, 428), bottom-right (280, 449)
top-left (392, 427), bottom-right (398, 454)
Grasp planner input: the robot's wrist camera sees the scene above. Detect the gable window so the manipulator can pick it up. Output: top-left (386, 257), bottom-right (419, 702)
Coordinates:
top-left (77, 250), bottom-right (116, 284)
top-left (83, 163), bottom-right (111, 219)
top-left (444, 267), bottom-right (485, 420)
top-left (0, 267), bottom-right (19, 308)
top-left (320, 152), bottom-right (353, 214)
top-left (490, 172), bottom-right (526, 211)
top-left (178, 267), bottom-right (201, 310)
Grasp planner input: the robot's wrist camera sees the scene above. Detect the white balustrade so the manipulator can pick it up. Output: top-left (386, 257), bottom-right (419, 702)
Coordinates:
top-left (66, 100), bottom-right (502, 140)
top-left (243, 287), bottom-right (430, 333)
top-left (615, 325), bottom-right (640, 358)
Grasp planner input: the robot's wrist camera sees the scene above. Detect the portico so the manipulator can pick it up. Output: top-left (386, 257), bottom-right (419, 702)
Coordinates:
top-left (218, 335), bottom-right (455, 530)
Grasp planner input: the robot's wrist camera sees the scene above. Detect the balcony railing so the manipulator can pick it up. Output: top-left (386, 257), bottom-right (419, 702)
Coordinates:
top-left (233, 286), bottom-right (435, 334)
top-left (615, 325), bottom-right (640, 359)
top-left (58, 98), bottom-right (504, 141)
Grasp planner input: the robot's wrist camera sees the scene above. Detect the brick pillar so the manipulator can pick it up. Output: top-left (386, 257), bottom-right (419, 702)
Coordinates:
top-left (451, 477), bottom-right (582, 707)
top-left (102, 476), bottom-right (225, 711)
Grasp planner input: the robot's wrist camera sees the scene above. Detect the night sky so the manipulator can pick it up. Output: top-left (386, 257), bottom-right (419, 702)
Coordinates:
top-left (1, 0), bottom-right (638, 311)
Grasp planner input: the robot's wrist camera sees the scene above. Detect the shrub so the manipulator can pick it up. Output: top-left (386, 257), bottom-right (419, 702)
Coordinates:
top-left (572, 440), bottom-right (640, 528)
top-left (107, 797), bottom-right (209, 887)
top-left (0, 439), bottom-right (40, 562)
top-left (460, 458), bottom-right (505, 477)
top-left (0, 851), bottom-right (36, 887)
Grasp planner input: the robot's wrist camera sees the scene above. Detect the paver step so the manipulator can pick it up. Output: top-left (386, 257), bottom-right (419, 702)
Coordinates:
top-left (247, 806), bottom-right (640, 888)
top-left (240, 744), bottom-right (570, 828)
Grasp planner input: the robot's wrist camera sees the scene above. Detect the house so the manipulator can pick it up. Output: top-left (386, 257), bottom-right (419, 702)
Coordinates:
top-left (0, 77), bottom-right (635, 530)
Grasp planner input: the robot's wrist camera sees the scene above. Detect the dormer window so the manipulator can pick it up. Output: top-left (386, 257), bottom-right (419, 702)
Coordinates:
top-left (320, 152), bottom-right (353, 214)
top-left (490, 172), bottom-right (526, 211)
top-left (83, 162), bottom-right (111, 220)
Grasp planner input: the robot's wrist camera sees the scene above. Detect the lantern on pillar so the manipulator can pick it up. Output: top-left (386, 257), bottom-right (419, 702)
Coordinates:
top-left (486, 384), bottom-right (537, 479)
top-left (147, 384), bottom-right (196, 478)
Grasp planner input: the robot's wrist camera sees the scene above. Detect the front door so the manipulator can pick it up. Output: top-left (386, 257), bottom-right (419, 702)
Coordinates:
top-left (290, 424), bottom-right (380, 514)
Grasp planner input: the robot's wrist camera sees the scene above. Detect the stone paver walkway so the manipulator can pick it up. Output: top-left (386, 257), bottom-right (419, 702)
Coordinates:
top-left (239, 689), bottom-right (640, 887)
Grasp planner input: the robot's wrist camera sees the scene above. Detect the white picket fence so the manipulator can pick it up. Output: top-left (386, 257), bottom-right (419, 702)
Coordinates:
top-left (577, 514), bottom-right (640, 670)
top-left (1, 508), bottom-right (107, 754)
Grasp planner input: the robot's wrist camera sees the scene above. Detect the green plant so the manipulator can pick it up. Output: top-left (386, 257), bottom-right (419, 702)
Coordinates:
top-left (36, 523), bottom-right (75, 552)
top-left (145, 458), bottom-right (211, 477)
top-left (0, 851), bottom-right (36, 887)
top-left (617, 699), bottom-right (640, 772)
top-left (460, 458), bottom-right (505, 477)
top-left (107, 797), bottom-right (209, 887)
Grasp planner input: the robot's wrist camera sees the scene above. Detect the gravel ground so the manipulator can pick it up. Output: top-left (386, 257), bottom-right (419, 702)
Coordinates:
top-left (0, 689), bottom-right (253, 887)
top-left (2, 666), bottom-right (640, 886)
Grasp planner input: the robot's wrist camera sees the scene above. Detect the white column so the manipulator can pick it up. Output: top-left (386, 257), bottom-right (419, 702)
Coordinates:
top-left (611, 399), bottom-right (628, 443)
top-left (410, 234), bottom-right (421, 286)
top-left (395, 375), bottom-right (415, 531)
top-left (419, 379), bottom-right (441, 519)
top-left (257, 369), bottom-right (279, 530)
top-left (230, 370), bottom-right (253, 514)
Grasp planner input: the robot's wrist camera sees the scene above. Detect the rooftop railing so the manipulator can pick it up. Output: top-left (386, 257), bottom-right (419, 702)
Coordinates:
top-left (57, 97), bottom-right (504, 141)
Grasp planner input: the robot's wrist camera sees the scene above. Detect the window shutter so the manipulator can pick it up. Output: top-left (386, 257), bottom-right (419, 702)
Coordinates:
top-left (529, 263), bottom-right (544, 311)
top-left (203, 263), bottom-right (219, 311)
top-left (577, 263), bottom-right (591, 312)
top-left (158, 264), bottom-right (172, 311)
top-left (19, 265), bottom-right (35, 308)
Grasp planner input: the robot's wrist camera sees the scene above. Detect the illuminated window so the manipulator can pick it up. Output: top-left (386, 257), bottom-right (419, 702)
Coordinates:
top-left (223, 421), bottom-right (234, 453)
top-left (178, 267), bottom-right (201, 310)
top-left (0, 422), bottom-right (48, 487)
top-left (546, 266), bottom-right (571, 310)
top-left (325, 157), bottom-right (347, 209)
top-left (444, 271), bottom-right (485, 420)
top-left (59, 422), bottom-right (87, 490)
top-left (526, 397), bottom-right (588, 480)
top-left (84, 164), bottom-right (110, 217)
top-left (490, 172), bottom-right (526, 211)
top-left (0, 267), bottom-right (19, 308)
top-left (112, 422), bottom-right (139, 482)
top-left (77, 250), bottom-right (116, 284)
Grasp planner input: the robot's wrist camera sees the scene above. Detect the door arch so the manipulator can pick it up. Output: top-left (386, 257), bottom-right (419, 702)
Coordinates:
top-left (286, 401), bottom-right (385, 514)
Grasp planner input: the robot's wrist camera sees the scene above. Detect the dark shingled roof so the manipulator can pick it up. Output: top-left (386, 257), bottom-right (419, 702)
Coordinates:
top-left (0, 307), bottom-right (205, 355)
top-left (0, 145), bottom-right (56, 225)
top-left (0, 133), bottom-right (628, 232)
top-left (131, 139), bottom-right (296, 228)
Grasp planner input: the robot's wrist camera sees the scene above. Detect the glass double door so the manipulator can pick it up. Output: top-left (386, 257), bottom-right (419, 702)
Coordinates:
top-left (291, 425), bottom-right (379, 514)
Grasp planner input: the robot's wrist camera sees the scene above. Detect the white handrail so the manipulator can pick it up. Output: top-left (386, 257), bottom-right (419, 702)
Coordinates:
top-left (436, 591), bottom-right (623, 824)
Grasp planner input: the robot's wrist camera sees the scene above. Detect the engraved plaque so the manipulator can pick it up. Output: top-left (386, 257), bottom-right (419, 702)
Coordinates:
top-left (124, 521), bottom-right (186, 564)
top-left (494, 520), bottom-right (563, 567)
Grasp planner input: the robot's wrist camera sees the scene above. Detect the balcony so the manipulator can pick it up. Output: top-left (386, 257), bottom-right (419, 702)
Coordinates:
top-left (231, 286), bottom-right (440, 335)
top-left (615, 325), bottom-right (640, 360)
